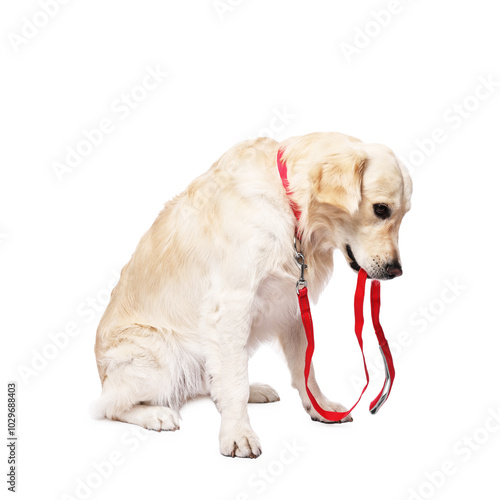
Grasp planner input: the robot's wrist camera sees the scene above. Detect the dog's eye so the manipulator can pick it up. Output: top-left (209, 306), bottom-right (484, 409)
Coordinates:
top-left (373, 203), bottom-right (390, 219)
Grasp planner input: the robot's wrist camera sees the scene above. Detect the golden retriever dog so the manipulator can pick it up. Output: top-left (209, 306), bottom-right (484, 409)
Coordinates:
top-left (92, 132), bottom-right (412, 458)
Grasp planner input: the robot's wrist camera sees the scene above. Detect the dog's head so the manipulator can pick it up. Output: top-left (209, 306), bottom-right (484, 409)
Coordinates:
top-left (310, 141), bottom-right (412, 280)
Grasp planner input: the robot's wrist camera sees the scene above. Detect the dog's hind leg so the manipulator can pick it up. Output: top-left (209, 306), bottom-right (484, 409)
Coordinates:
top-left (109, 404), bottom-right (180, 432)
top-left (248, 384), bottom-right (280, 403)
top-left (92, 325), bottom-right (205, 431)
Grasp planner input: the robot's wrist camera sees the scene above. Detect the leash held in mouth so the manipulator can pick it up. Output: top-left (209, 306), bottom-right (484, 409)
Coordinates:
top-left (297, 268), bottom-right (394, 421)
top-left (278, 148), bottom-right (395, 421)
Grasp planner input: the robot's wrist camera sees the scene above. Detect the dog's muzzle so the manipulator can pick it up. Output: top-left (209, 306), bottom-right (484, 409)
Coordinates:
top-left (346, 245), bottom-right (403, 280)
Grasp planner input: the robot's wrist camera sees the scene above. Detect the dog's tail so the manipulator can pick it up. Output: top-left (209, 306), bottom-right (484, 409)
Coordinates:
top-left (88, 394), bottom-right (111, 420)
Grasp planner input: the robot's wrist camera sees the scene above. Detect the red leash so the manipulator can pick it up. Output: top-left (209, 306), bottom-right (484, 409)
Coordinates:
top-left (278, 149), bottom-right (395, 421)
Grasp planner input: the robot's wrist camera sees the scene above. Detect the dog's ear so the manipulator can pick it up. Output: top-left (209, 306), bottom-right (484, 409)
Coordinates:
top-left (396, 156), bottom-right (413, 213)
top-left (312, 149), bottom-right (367, 214)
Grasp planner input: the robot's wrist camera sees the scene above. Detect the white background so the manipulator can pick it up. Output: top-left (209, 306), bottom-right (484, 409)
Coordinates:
top-left (2, 1), bottom-right (500, 499)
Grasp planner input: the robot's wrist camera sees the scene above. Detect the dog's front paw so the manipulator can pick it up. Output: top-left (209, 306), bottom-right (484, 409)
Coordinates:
top-left (306, 400), bottom-right (353, 424)
top-left (220, 426), bottom-right (262, 458)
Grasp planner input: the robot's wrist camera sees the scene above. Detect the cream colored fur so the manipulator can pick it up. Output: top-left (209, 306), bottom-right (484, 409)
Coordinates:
top-left (92, 132), bottom-right (412, 458)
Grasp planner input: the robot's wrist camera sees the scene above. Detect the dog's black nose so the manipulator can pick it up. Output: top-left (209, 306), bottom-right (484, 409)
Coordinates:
top-left (387, 263), bottom-right (403, 278)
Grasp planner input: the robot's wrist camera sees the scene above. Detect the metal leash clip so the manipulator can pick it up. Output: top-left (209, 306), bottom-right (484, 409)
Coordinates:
top-left (294, 236), bottom-right (307, 294)
top-left (369, 347), bottom-right (392, 414)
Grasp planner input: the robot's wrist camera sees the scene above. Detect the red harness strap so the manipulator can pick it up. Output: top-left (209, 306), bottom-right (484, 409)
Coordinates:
top-left (277, 148), bottom-right (395, 420)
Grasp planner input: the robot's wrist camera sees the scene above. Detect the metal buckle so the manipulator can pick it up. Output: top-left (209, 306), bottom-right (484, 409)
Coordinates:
top-left (294, 236), bottom-right (307, 294)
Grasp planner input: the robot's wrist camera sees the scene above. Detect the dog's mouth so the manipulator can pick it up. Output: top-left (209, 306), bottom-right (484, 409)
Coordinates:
top-left (346, 244), bottom-right (401, 280)
top-left (345, 244), bottom-right (361, 272)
